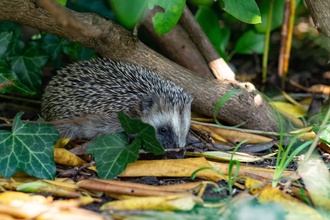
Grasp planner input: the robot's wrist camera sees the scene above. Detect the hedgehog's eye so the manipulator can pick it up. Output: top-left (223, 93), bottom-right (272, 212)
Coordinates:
top-left (158, 127), bottom-right (167, 134)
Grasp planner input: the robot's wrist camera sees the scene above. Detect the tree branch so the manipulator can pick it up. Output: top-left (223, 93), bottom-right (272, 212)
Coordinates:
top-left (305, 0), bottom-right (330, 51)
top-left (0, 0), bottom-right (286, 133)
top-left (180, 5), bottom-right (235, 81)
top-left (141, 8), bottom-right (213, 78)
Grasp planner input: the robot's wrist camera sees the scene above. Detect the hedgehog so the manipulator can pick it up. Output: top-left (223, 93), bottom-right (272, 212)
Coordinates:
top-left (41, 58), bottom-right (193, 149)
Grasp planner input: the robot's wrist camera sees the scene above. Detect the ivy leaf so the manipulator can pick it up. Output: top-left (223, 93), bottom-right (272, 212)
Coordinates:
top-left (148, 0), bottom-right (186, 35)
top-left (108, 0), bottom-right (148, 29)
top-left (0, 59), bottom-right (36, 95)
top-left (222, 0), bottom-right (261, 24)
top-left (86, 132), bottom-right (140, 179)
top-left (0, 32), bottom-right (12, 57)
top-left (0, 22), bottom-right (24, 55)
top-left (234, 30), bottom-right (265, 54)
top-left (42, 34), bottom-right (96, 67)
top-left (118, 111), bottom-right (164, 155)
top-left (8, 42), bottom-right (48, 93)
top-left (86, 111), bottom-right (164, 179)
top-left (0, 112), bottom-right (58, 179)
top-left (41, 34), bottom-right (65, 62)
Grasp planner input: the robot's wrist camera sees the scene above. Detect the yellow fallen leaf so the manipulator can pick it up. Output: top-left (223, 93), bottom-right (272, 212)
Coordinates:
top-left (54, 148), bottom-right (86, 166)
top-left (0, 192), bottom-right (102, 220)
top-left (245, 177), bottom-right (264, 195)
top-left (186, 151), bottom-right (275, 163)
top-left (0, 213), bottom-right (14, 220)
top-left (17, 181), bottom-right (81, 198)
top-left (119, 157), bottom-right (223, 182)
top-left (191, 123), bottom-right (273, 144)
top-left (209, 161), bottom-right (292, 181)
top-left (0, 192), bottom-right (51, 218)
top-left (270, 101), bottom-right (306, 118)
top-left (0, 191), bottom-right (50, 205)
top-left (258, 185), bottom-right (323, 220)
top-left (78, 178), bottom-right (201, 198)
top-left (54, 137), bottom-right (71, 148)
top-left (101, 194), bottom-right (198, 211)
top-left (43, 179), bottom-right (78, 191)
top-left (36, 206), bottom-right (103, 220)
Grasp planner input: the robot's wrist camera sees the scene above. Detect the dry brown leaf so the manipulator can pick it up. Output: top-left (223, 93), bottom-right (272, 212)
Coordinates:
top-left (54, 148), bottom-right (86, 166)
top-left (97, 178), bottom-right (202, 193)
top-left (209, 161), bottom-right (292, 181)
top-left (54, 137), bottom-right (71, 148)
top-left (78, 179), bottom-right (181, 197)
top-left (0, 213), bottom-right (15, 220)
top-left (271, 101), bottom-right (307, 118)
top-left (245, 177), bottom-right (264, 195)
top-left (0, 192), bottom-right (51, 218)
top-left (119, 157), bottom-right (223, 182)
top-left (78, 178), bottom-right (202, 198)
top-left (100, 194), bottom-right (198, 211)
top-left (19, 180), bottom-right (82, 198)
top-left (191, 123), bottom-right (273, 144)
top-left (36, 207), bottom-right (103, 220)
top-left (307, 84), bottom-right (330, 94)
top-left (258, 185), bottom-right (323, 219)
top-left (0, 191), bottom-right (102, 220)
top-left (187, 151), bottom-right (276, 162)
top-left (319, 142), bottom-right (330, 153)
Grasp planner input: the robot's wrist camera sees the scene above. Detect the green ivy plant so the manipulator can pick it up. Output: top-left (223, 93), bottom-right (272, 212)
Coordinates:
top-left (0, 111), bottom-right (164, 180)
top-left (0, 112), bottom-right (59, 179)
top-left (87, 111), bottom-right (165, 179)
top-left (0, 22), bottom-right (96, 96)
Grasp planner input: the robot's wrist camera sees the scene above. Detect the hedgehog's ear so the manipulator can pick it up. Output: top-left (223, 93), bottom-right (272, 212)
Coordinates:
top-left (139, 95), bottom-right (156, 117)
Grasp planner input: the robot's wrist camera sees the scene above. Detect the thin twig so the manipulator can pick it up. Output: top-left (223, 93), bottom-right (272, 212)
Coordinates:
top-left (179, 5), bottom-right (235, 81)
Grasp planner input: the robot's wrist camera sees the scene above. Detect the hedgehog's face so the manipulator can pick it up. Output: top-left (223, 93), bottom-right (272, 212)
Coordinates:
top-left (139, 94), bottom-right (193, 149)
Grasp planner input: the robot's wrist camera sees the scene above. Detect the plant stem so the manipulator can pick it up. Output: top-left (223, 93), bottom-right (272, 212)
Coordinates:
top-left (262, 0), bottom-right (274, 85)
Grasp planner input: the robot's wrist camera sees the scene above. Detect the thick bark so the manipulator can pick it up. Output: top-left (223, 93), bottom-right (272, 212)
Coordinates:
top-left (0, 0), bottom-right (284, 133)
top-left (305, 0), bottom-right (330, 51)
top-left (141, 9), bottom-right (213, 78)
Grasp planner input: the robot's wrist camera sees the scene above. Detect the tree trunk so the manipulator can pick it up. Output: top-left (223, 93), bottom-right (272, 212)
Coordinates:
top-left (0, 0), bottom-right (286, 133)
top-left (305, 0), bottom-right (330, 51)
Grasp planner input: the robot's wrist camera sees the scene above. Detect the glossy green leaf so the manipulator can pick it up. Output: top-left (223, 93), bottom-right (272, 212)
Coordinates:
top-left (109, 0), bottom-right (147, 29)
top-left (42, 34), bottom-right (96, 66)
top-left (255, 0), bottom-right (284, 33)
top-left (222, 0), bottom-right (261, 24)
top-left (149, 0), bottom-right (186, 35)
top-left (55, 0), bottom-right (67, 6)
top-left (188, 0), bottom-right (214, 6)
top-left (86, 132), bottom-right (140, 179)
top-left (8, 42), bottom-right (48, 93)
top-left (255, 0), bottom-right (301, 33)
top-left (86, 111), bottom-right (164, 179)
top-left (0, 32), bottom-right (12, 57)
top-left (0, 60), bottom-right (36, 95)
top-left (0, 22), bottom-right (24, 55)
top-left (234, 30), bottom-right (265, 54)
top-left (118, 111), bottom-right (164, 155)
top-left (0, 112), bottom-right (58, 179)
top-left (42, 34), bottom-right (65, 62)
